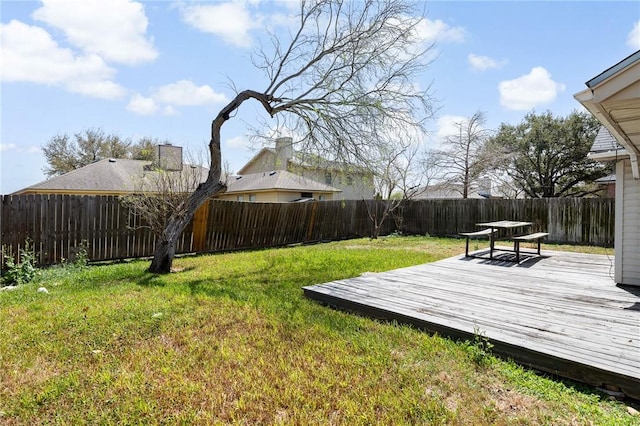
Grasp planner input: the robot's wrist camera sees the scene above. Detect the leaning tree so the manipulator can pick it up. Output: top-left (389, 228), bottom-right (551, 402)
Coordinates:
top-left (148, 0), bottom-right (435, 273)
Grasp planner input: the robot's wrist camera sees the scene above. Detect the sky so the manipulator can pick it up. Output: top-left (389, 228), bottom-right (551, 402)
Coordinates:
top-left (1, 0), bottom-right (639, 194)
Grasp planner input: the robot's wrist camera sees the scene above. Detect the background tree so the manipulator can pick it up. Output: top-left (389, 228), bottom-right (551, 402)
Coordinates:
top-left (42, 128), bottom-right (156, 176)
top-left (121, 150), bottom-right (210, 242)
top-left (131, 137), bottom-right (163, 160)
top-left (366, 138), bottom-right (422, 238)
top-left (487, 111), bottom-right (608, 198)
top-left (429, 111), bottom-right (493, 198)
top-left (148, 0), bottom-right (436, 273)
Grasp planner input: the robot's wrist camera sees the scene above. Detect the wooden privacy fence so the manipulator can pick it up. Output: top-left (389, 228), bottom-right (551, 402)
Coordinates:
top-left (0, 195), bottom-right (392, 267)
top-left (1, 194), bottom-right (614, 268)
top-left (401, 198), bottom-right (614, 246)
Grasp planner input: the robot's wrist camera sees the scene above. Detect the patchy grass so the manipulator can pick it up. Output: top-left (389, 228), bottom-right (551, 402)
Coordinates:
top-left (0, 236), bottom-right (636, 425)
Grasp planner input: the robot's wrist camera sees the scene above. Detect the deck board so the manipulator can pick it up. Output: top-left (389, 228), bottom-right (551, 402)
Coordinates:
top-left (303, 249), bottom-right (640, 399)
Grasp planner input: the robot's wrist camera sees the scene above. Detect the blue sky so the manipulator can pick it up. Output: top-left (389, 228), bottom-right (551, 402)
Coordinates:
top-left (1, 0), bottom-right (639, 194)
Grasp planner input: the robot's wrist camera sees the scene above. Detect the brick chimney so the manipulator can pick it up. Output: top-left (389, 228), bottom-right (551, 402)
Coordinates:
top-left (274, 137), bottom-right (293, 170)
top-left (155, 144), bottom-right (183, 171)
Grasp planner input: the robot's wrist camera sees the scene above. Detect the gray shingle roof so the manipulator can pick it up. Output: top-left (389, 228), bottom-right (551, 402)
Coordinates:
top-left (15, 158), bottom-right (209, 194)
top-left (590, 126), bottom-right (623, 153)
top-left (226, 170), bottom-right (341, 193)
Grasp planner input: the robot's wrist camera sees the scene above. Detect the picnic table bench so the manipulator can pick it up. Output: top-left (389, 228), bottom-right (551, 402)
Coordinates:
top-left (460, 228), bottom-right (497, 257)
top-left (512, 232), bottom-right (549, 262)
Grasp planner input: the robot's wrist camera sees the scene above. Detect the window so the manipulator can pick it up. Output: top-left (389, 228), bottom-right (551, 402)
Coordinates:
top-left (301, 192), bottom-right (313, 199)
top-left (318, 195), bottom-right (325, 201)
top-left (324, 172), bottom-right (332, 185)
top-left (346, 175), bottom-right (353, 185)
top-left (249, 194), bottom-right (256, 202)
top-left (237, 195), bottom-right (244, 201)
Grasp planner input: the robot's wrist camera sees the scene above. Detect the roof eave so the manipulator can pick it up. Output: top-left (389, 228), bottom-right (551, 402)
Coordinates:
top-left (574, 87), bottom-right (640, 178)
top-left (588, 150), bottom-right (629, 162)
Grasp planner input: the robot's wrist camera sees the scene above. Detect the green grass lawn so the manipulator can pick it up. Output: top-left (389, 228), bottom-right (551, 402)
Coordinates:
top-left (1, 236), bottom-right (636, 425)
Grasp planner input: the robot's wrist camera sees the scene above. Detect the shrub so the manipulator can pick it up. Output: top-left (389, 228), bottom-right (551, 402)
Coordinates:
top-left (2, 240), bottom-right (38, 286)
top-left (465, 326), bottom-right (494, 367)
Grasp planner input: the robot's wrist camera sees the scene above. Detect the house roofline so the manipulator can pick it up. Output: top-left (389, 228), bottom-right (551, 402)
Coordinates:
top-left (585, 50), bottom-right (640, 88)
top-left (588, 149), bottom-right (630, 162)
top-left (237, 148), bottom-right (275, 175)
top-left (222, 187), bottom-right (341, 195)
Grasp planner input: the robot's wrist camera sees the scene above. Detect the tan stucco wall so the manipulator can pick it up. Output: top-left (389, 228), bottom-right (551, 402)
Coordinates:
top-left (239, 150), bottom-right (374, 200)
top-left (215, 190), bottom-right (335, 203)
top-left (290, 165), bottom-right (374, 200)
top-left (240, 151), bottom-right (278, 174)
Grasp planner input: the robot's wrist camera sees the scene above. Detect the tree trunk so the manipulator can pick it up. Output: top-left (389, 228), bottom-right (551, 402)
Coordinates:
top-left (147, 90), bottom-right (271, 274)
top-left (149, 238), bottom-right (176, 273)
top-left (147, 181), bottom-right (226, 274)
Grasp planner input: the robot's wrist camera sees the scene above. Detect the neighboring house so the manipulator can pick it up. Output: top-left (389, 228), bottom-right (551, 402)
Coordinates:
top-left (13, 142), bottom-right (341, 204)
top-left (589, 127), bottom-right (621, 197)
top-left (575, 49), bottom-right (640, 287)
top-left (12, 145), bottom-right (208, 196)
top-left (594, 174), bottom-right (616, 198)
top-left (217, 170), bottom-right (342, 203)
top-left (238, 137), bottom-right (375, 200)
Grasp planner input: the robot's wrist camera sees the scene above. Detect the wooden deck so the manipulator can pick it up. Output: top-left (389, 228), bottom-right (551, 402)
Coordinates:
top-left (303, 248), bottom-right (640, 400)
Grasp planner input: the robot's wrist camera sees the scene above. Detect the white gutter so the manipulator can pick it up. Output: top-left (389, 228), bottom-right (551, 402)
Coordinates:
top-left (588, 149), bottom-right (629, 162)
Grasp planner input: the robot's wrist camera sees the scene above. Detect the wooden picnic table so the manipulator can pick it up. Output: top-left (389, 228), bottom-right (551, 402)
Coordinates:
top-left (462, 220), bottom-right (548, 262)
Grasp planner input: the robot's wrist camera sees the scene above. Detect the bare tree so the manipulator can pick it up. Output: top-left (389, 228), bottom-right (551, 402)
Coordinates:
top-left (429, 111), bottom-right (493, 198)
top-left (121, 150), bottom-right (210, 242)
top-left (149, 0), bottom-right (436, 273)
top-left (365, 138), bottom-right (422, 238)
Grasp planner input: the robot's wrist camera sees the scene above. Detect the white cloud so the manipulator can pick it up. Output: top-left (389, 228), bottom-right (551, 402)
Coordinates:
top-left (0, 19), bottom-right (125, 99)
top-left (153, 80), bottom-right (228, 106)
top-left (127, 80), bottom-right (228, 115)
top-left (225, 135), bottom-right (250, 149)
top-left (181, 2), bottom-right (260, 48)
top-left (468, 54), bottom-right (507, 71)
top-left (0, 144), bottom-right (17, 152)
top-left (628, 20), bottom-right (640, 50)
top-left (498, 67), bottom-right (565, 111)
top-left (162, 106), bottom-right (179, 116)
top-left (0, 143), bottom-right (41, 154)
top-left (33, 0), bottom-right (157, 65)
top-left (126, 94), bottom-right (158, 115)
top-left (415, 18), bottom-right (466, 44)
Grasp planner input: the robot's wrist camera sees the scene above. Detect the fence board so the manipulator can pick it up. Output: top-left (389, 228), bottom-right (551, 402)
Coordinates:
top-left (1, 195), bottom-right (614, 269)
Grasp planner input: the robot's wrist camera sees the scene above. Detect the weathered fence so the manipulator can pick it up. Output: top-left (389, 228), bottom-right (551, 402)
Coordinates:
top-left (401, 198), bottom-right (614, 246)
top-left (0, 195), bottom-right (393, 267)
top-left (1, 194), bottom-right (614, 268)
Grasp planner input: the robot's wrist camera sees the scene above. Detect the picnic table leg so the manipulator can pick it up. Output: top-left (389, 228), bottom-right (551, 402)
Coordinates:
top-left (465, 237), bottom-right (470, 257)
top-left (515, 240), bottom-right (520, 262)
top-left (489, 228), bottom-right (495, 259)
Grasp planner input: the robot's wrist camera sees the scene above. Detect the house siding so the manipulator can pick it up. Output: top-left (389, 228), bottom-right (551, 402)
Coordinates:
top-left (240, 151), bottom-right (278, 174)
top-left (216, 190), bottom-right (335, 203)
top-left (619, 159), bottom-right (640, 286)
top-left (292, 167), bottom-right (374, 200)
top-left (240, 149), bottom-right (374, 200)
